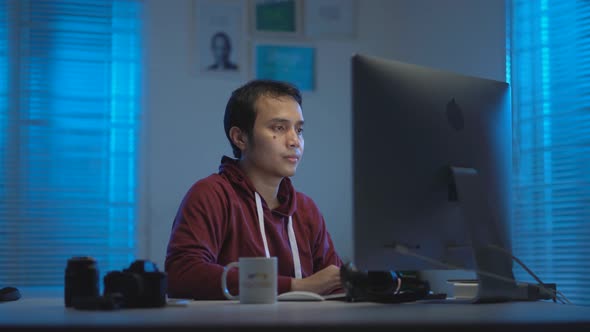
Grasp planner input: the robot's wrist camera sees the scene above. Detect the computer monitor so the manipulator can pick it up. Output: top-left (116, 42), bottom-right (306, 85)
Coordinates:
top-left (352, 54), bottom-right (517, 301)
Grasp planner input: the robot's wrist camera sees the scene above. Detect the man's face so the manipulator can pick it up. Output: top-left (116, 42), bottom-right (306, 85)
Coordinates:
top-left (244, 95), bottom-right (304, 180)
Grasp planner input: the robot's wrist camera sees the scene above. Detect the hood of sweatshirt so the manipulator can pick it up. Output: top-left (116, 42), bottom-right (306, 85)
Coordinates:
top-left (218, 156), bottom-right (298, 217)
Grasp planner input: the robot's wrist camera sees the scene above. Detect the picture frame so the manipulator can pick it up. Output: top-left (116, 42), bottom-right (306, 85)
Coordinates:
top-left (304, 0), bottom-right (356, 39)
top-left (253, 42), bottom-right (315, 91)
top-left (193, 0), bottom-right (247, 78)
top-left (250, 0), bottom-right (303, 38)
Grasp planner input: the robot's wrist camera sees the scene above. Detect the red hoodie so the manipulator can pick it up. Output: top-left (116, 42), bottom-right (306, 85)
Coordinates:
top-left (165, 156), bottom-right (342, 299)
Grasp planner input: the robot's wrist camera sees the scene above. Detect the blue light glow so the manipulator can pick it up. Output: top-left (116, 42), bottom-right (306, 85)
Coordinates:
top-left (511, 0), bottom-right (590, 305)
top-left (0, 0), bottom-right (141, 286)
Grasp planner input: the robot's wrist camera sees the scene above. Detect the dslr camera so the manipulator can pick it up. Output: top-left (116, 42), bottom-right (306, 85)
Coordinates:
top-left (104, 260), bottom-right (167, 308)
top-left (65, 257), bottom-right (167, 310)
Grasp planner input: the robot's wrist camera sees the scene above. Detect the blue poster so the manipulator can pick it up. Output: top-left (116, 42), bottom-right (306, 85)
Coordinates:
top-left (255, 45), bottom-right (315, 91)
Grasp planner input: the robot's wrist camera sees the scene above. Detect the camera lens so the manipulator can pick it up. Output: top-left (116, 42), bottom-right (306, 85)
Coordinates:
top-left (64, 256), bottom-right (99, 307)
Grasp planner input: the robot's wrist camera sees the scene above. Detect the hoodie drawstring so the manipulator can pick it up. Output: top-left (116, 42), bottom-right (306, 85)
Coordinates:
top-left (255, 192), bottom-right (302, 279)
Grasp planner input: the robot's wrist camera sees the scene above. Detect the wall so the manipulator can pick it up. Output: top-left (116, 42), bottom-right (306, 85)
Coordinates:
top-left (141, 0), bottom-right (507, 272)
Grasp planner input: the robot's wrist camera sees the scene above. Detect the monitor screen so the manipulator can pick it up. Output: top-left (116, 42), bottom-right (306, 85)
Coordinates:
top-left (352, 54), bottom-right (513, 274)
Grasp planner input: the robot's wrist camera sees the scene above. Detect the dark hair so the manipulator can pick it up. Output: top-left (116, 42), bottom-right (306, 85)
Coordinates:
top-left (211, 31), bottom-right (231, 51)
top-left (224, 80), bottom-right (302, 158)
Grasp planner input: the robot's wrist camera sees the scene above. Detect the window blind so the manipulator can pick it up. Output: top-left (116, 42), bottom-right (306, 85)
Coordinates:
top-left (510, 0), bottom-right (590, 305)
top-left (0, 0), bottom-right (142, 286)
top-left (0, 3), bottom-right (8, 193)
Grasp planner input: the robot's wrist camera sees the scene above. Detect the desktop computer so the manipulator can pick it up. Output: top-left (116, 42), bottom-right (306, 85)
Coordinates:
top-left (351, 54), bottom-right (526, 302)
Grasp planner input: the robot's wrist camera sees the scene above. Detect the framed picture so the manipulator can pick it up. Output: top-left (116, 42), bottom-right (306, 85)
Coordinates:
top-left (194, 0), bottom-right (246, 78)
top-left (250, 0), bottom-right (303, 37)
top-left (304, 0), bottom-right (356, 39)
top-left (254, 43), bottom-right (315, 91)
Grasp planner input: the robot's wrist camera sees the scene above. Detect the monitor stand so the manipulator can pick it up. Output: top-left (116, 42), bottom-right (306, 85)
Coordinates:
top-left (450, 166), bottom-right (524, 303)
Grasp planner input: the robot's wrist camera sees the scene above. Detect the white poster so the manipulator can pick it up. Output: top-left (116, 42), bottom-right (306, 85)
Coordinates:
top-left (195, 0), bottom-right (244, 76)
top-left (304, 0), bottom-right (355, 39)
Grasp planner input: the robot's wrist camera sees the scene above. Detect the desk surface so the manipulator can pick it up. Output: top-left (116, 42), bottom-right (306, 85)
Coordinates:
top-left (2, 289), bottom-right (590, 332)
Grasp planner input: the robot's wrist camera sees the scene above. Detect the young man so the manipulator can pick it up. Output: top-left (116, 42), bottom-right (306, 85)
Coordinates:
top-left (165, 80), bottom-right (342, 299)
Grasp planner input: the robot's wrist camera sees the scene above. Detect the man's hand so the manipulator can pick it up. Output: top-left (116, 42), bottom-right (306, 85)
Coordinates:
top-left (290, 265), bottom-right (341, 295)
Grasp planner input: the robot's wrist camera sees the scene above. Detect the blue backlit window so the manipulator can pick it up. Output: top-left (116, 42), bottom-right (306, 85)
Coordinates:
top-left (510, 0), bottom-right (590, 305)
top-left (0, 0), bottom-right (142, 286)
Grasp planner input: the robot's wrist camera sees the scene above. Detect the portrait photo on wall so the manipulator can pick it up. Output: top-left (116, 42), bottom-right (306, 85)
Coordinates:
top-left (195, 0), bottom-right (244, 77)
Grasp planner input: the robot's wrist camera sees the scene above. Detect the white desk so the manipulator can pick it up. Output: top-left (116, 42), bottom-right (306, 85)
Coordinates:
top-left (2, 289), bottom-right (590, 331)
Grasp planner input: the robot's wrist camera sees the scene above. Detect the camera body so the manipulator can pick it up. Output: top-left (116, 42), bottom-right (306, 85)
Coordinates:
top-left (104, 260), bottom-right (167, 308)
top-left (65, 257), bottom-right (167, 310)
top-left (340, 262), bottom-right (431, 303)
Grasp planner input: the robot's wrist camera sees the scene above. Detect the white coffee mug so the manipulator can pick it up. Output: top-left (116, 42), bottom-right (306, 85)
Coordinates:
top-left (221, 257), bottom-right (277, 304)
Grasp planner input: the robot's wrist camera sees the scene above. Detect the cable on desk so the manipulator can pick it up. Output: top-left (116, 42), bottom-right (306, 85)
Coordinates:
top-left (486, 244), bottom-right (571, 305)
top-left (390, 243), bottom-right (571, 304)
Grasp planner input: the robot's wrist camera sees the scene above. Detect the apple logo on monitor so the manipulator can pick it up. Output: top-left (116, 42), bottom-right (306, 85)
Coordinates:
top-left (446, 98), bottom-right (464, 131)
